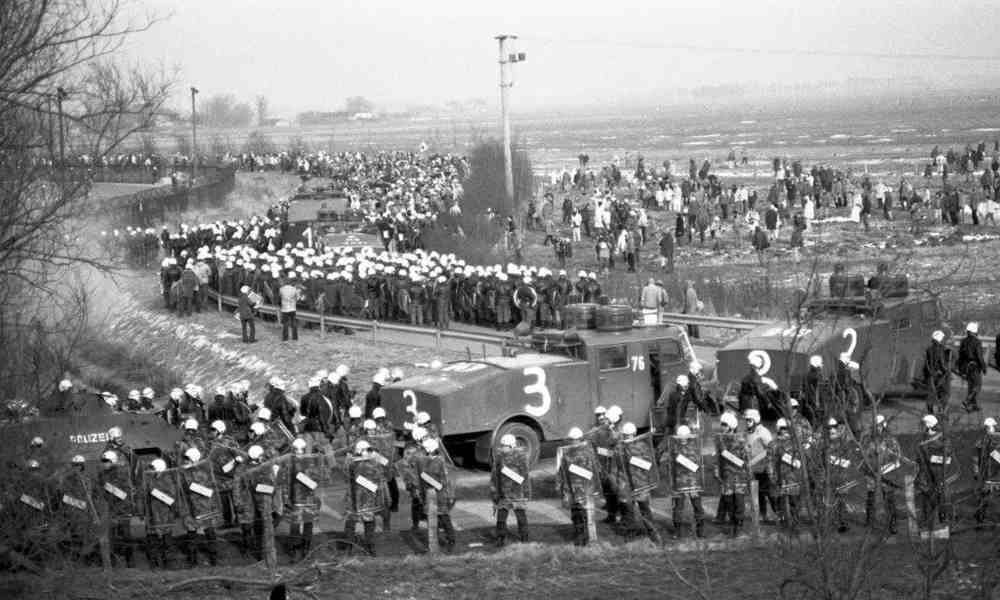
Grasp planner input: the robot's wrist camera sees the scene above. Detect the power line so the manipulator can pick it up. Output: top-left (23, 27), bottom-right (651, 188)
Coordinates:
top-left (520, 35), bottom-right (1000, 62)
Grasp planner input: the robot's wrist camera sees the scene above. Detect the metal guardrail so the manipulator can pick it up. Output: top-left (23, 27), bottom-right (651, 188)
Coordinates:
top-left (205, 289), bottom-right (995, 354)
top-left (204, 288), bottom-right (513, 353)
top-left (659, 311), bottom-right (769, 331)
top-left (204, 288), bottom-right (766, 354)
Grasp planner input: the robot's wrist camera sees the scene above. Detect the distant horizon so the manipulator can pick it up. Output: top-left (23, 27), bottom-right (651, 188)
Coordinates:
top-left (159, 82), bottom-right (1000, 123)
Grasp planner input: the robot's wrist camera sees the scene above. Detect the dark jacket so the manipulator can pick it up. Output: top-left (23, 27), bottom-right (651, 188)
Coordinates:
top-left (958, 333), bottom-right (986, 375)
top-left (237, 292), bottom-right (254, 320)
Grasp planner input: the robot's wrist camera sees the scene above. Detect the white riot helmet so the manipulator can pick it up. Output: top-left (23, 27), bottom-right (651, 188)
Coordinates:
top-left (720, 412), bottom-right (738, 430)
top-left (354, 440), bottom-right (371, 455)
top-left (985, 417), bottom-right (997, 431)
top-left (676, 374), bottom-right (690, 387)
top-left (71, 454), bottom-right (86, 465)
top-left (568, 427), bottom-right (584, 440)
top-left (101, 450), bottom-right (118, 464)
top-left (372, 407), bottom-right (387, 419)
top-left (675, 425), bottom-right (692, 437)
top-left (108, 426), bottom-right (123, 440)
top-left (183, 418), bottom-right (199, 431)
top-left (30, 436), bottom-right (44, 448)
top-left (421, 438), bottom-right (439, 454)
top-left (256, 407), bottom-right (272, 421)
top-left (348, 405), bottom-right (363, 419)
top-left (809, 355), bottom-right (823, 368)
top-left (743, 408), bottom-right (761, 425)
top-left (748, 353), bottom-right (764, 369)
top-left (688, 361), bottom-right (702, 374)
top-left (875, 414), bottom-right (887, 429)
top-left (292, 438), bottom-right (307, 452)
top-left (183, 448), bottom-right (202, 463)
top-left (247, 445), bottom-right (264, 460)
top-left (499, 433), bottom-right (517, 447)
top-left (967, 322), bottom-right (979, 334)
top-left (775, 418), bottom-right (789, 431)
top-left (416, 411), bottom-right (431, 425)
top-left (621, 422), bottom-right (637, 436)
top-left (151, 458), bottom-right (168, 472)
top-left (921, 414), bottom-right (938, 432)
top-left (211, 420), bottom-right (226, 434)
top-left (606, 405), bottom-right (623, 424)
top-left (412, 426), bottom-right (428, 441)
top-left (363, 419), bottom-right (377, 431)
top-left (931, 330), bottom-right (945, 343)
top-left (58, 379), bottom-right (73, 392)
top-left (250, 422), bottom-right (267, 436)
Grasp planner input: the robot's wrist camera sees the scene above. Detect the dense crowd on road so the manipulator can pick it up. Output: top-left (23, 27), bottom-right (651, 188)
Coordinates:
top-left (152, 223), bottom-right (608, 335)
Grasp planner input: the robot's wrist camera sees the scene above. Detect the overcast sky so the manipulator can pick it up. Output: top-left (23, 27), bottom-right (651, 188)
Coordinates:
top-left (127, 0), bottom-right (1000, 114)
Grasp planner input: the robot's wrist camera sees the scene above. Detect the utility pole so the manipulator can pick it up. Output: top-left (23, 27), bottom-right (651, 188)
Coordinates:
top-left (190, 86), bottom-right (199, 181)
top-left (495, 34), bottom-right (525, 208)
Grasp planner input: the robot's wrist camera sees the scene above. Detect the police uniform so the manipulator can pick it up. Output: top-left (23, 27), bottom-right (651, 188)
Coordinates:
top-left (588, 422), bottom-right (623, 522)
top-left (491, 445), bottom-right (531, 545)
top-left (415, 450), bottom-right (456, 550)
top-left (665, 431), bottom-right (705, 537)
top-left (974, 428), bottom-right (1000, 524)
top-left (178, 459), bottom-right (221, 566)
top-left (557, 439), bottom-right (599, 546)
top-left (860, 427), bottom-right (902, 533)
top-left (288, 450), bottom-right (324, 560)
top-left (97, 460), bottom-right (138, 567)
top-left (768, 429), bottom-right (806, 529)
top-left (144, 466), bottom-right (180, 568)
top-left (716, 431), bottom-right (751, 535)
top-left (915, 430), bottom-right (955, 530)
top-left (344, 452), bottom-right (387, 554)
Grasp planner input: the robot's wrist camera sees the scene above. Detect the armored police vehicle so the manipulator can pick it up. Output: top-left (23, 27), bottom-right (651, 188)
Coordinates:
top-left (715, 274), bottom-right (944, 400)
top-left (380, 304), bottom-right (703, 465)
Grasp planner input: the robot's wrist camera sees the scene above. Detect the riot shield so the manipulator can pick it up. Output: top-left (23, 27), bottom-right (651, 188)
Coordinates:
top-left (622, 433), bottom-right (658, 497)
top-left (864, 442), bottom-right (914, 490)
top-left (825, 438), bottom-right (865, 495)
top-left (241, 460), bottom-right (279, 515)
top-left (98, 464), bottom-right (138, 520)
top-left (179, 459), bottom-right (222, 525)
top-left (417, 453), bottom-right (454, 511)
top-left (58, 471), bottom-right (100, 525)
top-left (290, 453), bottom-right (325, 511)
top-left (143, 468), bottom-right (182, 532)
top-left (494, 446), bottom-right (531, 503)
top-left (346, 457), bottom-right (384, 518)
top-left (556, 441), bottom-right (599, 508)
top-left (366, 430), bottom-right (397, 473)
top-left (208, 442), bottom-right (243, 485)
top-left (716, 432), bottom-right (751, 494)
top-left (667, 433), bottom-right (704, 495)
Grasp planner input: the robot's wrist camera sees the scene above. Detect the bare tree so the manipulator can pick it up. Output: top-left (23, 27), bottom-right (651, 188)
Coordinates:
top-left (0, 0), bottom-right (173, 403)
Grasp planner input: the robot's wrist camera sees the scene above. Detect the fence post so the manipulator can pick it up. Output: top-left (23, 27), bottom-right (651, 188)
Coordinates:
top-left (905, 475), bottom-right (918, 538)
top-left (585, 494), bottom-right (598, 544)
top-left (320, 313), bottom-right (325, 335)
top-left (427, 488), bottom-right (439, 555)
top-left (749, 479), bottom-right (761, 537)
top-left (217, 290), bottom-right (222, 312)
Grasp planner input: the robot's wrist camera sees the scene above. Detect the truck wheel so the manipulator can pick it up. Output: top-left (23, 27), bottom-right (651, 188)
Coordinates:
top-left (496, 421), bottom-right (541, 467)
